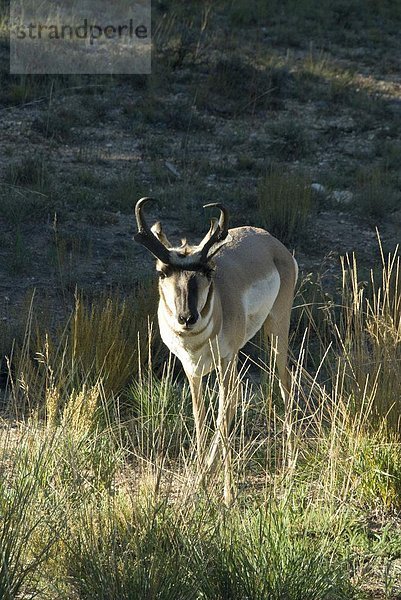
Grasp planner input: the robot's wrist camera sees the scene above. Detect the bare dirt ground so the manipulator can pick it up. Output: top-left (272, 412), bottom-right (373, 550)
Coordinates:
top-left (0, 3), bottom-right (400, 351)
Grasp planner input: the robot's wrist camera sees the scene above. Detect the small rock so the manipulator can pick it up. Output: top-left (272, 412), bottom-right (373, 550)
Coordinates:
top-left (164, 161), bottom-right (180, 178)
top-left (311, 183), bottom-right (326, 195)
top-left (331, 190), bottom-right (353, 204)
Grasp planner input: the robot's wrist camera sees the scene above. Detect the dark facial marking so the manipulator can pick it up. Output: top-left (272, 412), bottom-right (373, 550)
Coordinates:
top-left (174, 272), bottom-right (199, 326)
top-left (187, 275), bottom-right (199, 318)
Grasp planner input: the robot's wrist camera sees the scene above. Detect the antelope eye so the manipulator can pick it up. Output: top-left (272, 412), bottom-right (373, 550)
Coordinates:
top-left (158, 271), bottom-right (166, 279)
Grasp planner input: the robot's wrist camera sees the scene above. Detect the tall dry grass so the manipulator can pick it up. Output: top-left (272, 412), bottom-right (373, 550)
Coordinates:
top-left (0, 241), bottom-right (399, 598)
top-left (8, 281), bottom-right (162, 419)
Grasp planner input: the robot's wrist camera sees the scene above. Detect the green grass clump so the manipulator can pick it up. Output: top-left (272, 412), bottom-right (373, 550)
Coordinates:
top-left (125, 365), bottom-right (191, 459)
top-left (65, 496), bottom-right (355, 600)
top-left (8, 230), bottom-right (32, 275)
top-left (355, 167), bottom-right (400, 220)
top-left (0, 158), bottom-right (53, 248)
top-left (352, 434), bottom-right (401, 511)
top-left (0, 74), bottom-right (55, 107)
top-left (107, 169), bottom-right (145, 213)
top-left (197, 56), bottom-right (293, 115)
top-left (377, 140), bottom-right (401, 170)
top-left (0, 428), bottom-right (62, 599)
top-left (0, 186), bottom-right (53, 228)
top-left (3, 156), bottom-right (51, 191)
top-left (32, 109), bottom-right (74, 140)
top-left (258, 169), bottom-right (312, 245)
top-left (268, 119), bottom-right (313, 159)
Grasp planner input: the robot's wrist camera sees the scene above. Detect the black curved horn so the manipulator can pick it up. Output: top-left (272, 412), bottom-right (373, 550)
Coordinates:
top-left (203, 203), bottom-right (229, 233)
top-left (134, 197), bottom-right (171, 264)
top-left (197, 203), bottom-right (229, 260)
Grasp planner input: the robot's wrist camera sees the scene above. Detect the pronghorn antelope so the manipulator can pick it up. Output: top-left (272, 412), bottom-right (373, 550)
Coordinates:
top-left (134, 197), bottom-right (298, 503)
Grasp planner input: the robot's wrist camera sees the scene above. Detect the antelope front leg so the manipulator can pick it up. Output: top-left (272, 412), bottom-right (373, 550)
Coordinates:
top-left (207, 356), bottom-right (239, 505)
top-left (187, 372), bottom-right (206, 470)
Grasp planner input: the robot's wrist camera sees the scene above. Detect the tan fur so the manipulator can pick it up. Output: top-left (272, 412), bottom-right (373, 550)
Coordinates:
top-left (155, 225), bottom-right (297, 504)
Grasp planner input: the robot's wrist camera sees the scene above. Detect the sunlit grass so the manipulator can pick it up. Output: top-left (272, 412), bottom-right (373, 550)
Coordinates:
top-left (9, 282), bottom-right (161, 416)
top-left (0, 241), bottom-right (400, 598)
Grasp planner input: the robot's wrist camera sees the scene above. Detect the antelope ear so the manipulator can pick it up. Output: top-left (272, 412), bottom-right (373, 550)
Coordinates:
top-left (151, 222), bottom-right (172, 248)
top-left (205, 233), bottom-right (232, 259)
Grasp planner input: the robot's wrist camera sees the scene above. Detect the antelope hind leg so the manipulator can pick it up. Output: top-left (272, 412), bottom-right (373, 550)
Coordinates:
top-left (263, 314), bottom-right (294, 468)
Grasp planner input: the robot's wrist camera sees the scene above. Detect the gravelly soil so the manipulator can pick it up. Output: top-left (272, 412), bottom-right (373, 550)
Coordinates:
top-left (0, 8), bottom-right (400, 340)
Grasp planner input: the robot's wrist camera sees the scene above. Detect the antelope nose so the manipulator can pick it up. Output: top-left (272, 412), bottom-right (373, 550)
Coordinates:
top-left (178, 313), bottom-right (198, 327)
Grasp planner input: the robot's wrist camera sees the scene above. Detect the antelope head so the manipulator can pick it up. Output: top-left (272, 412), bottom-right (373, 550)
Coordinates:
top-left (134, 197), bottom-right (230, 331)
